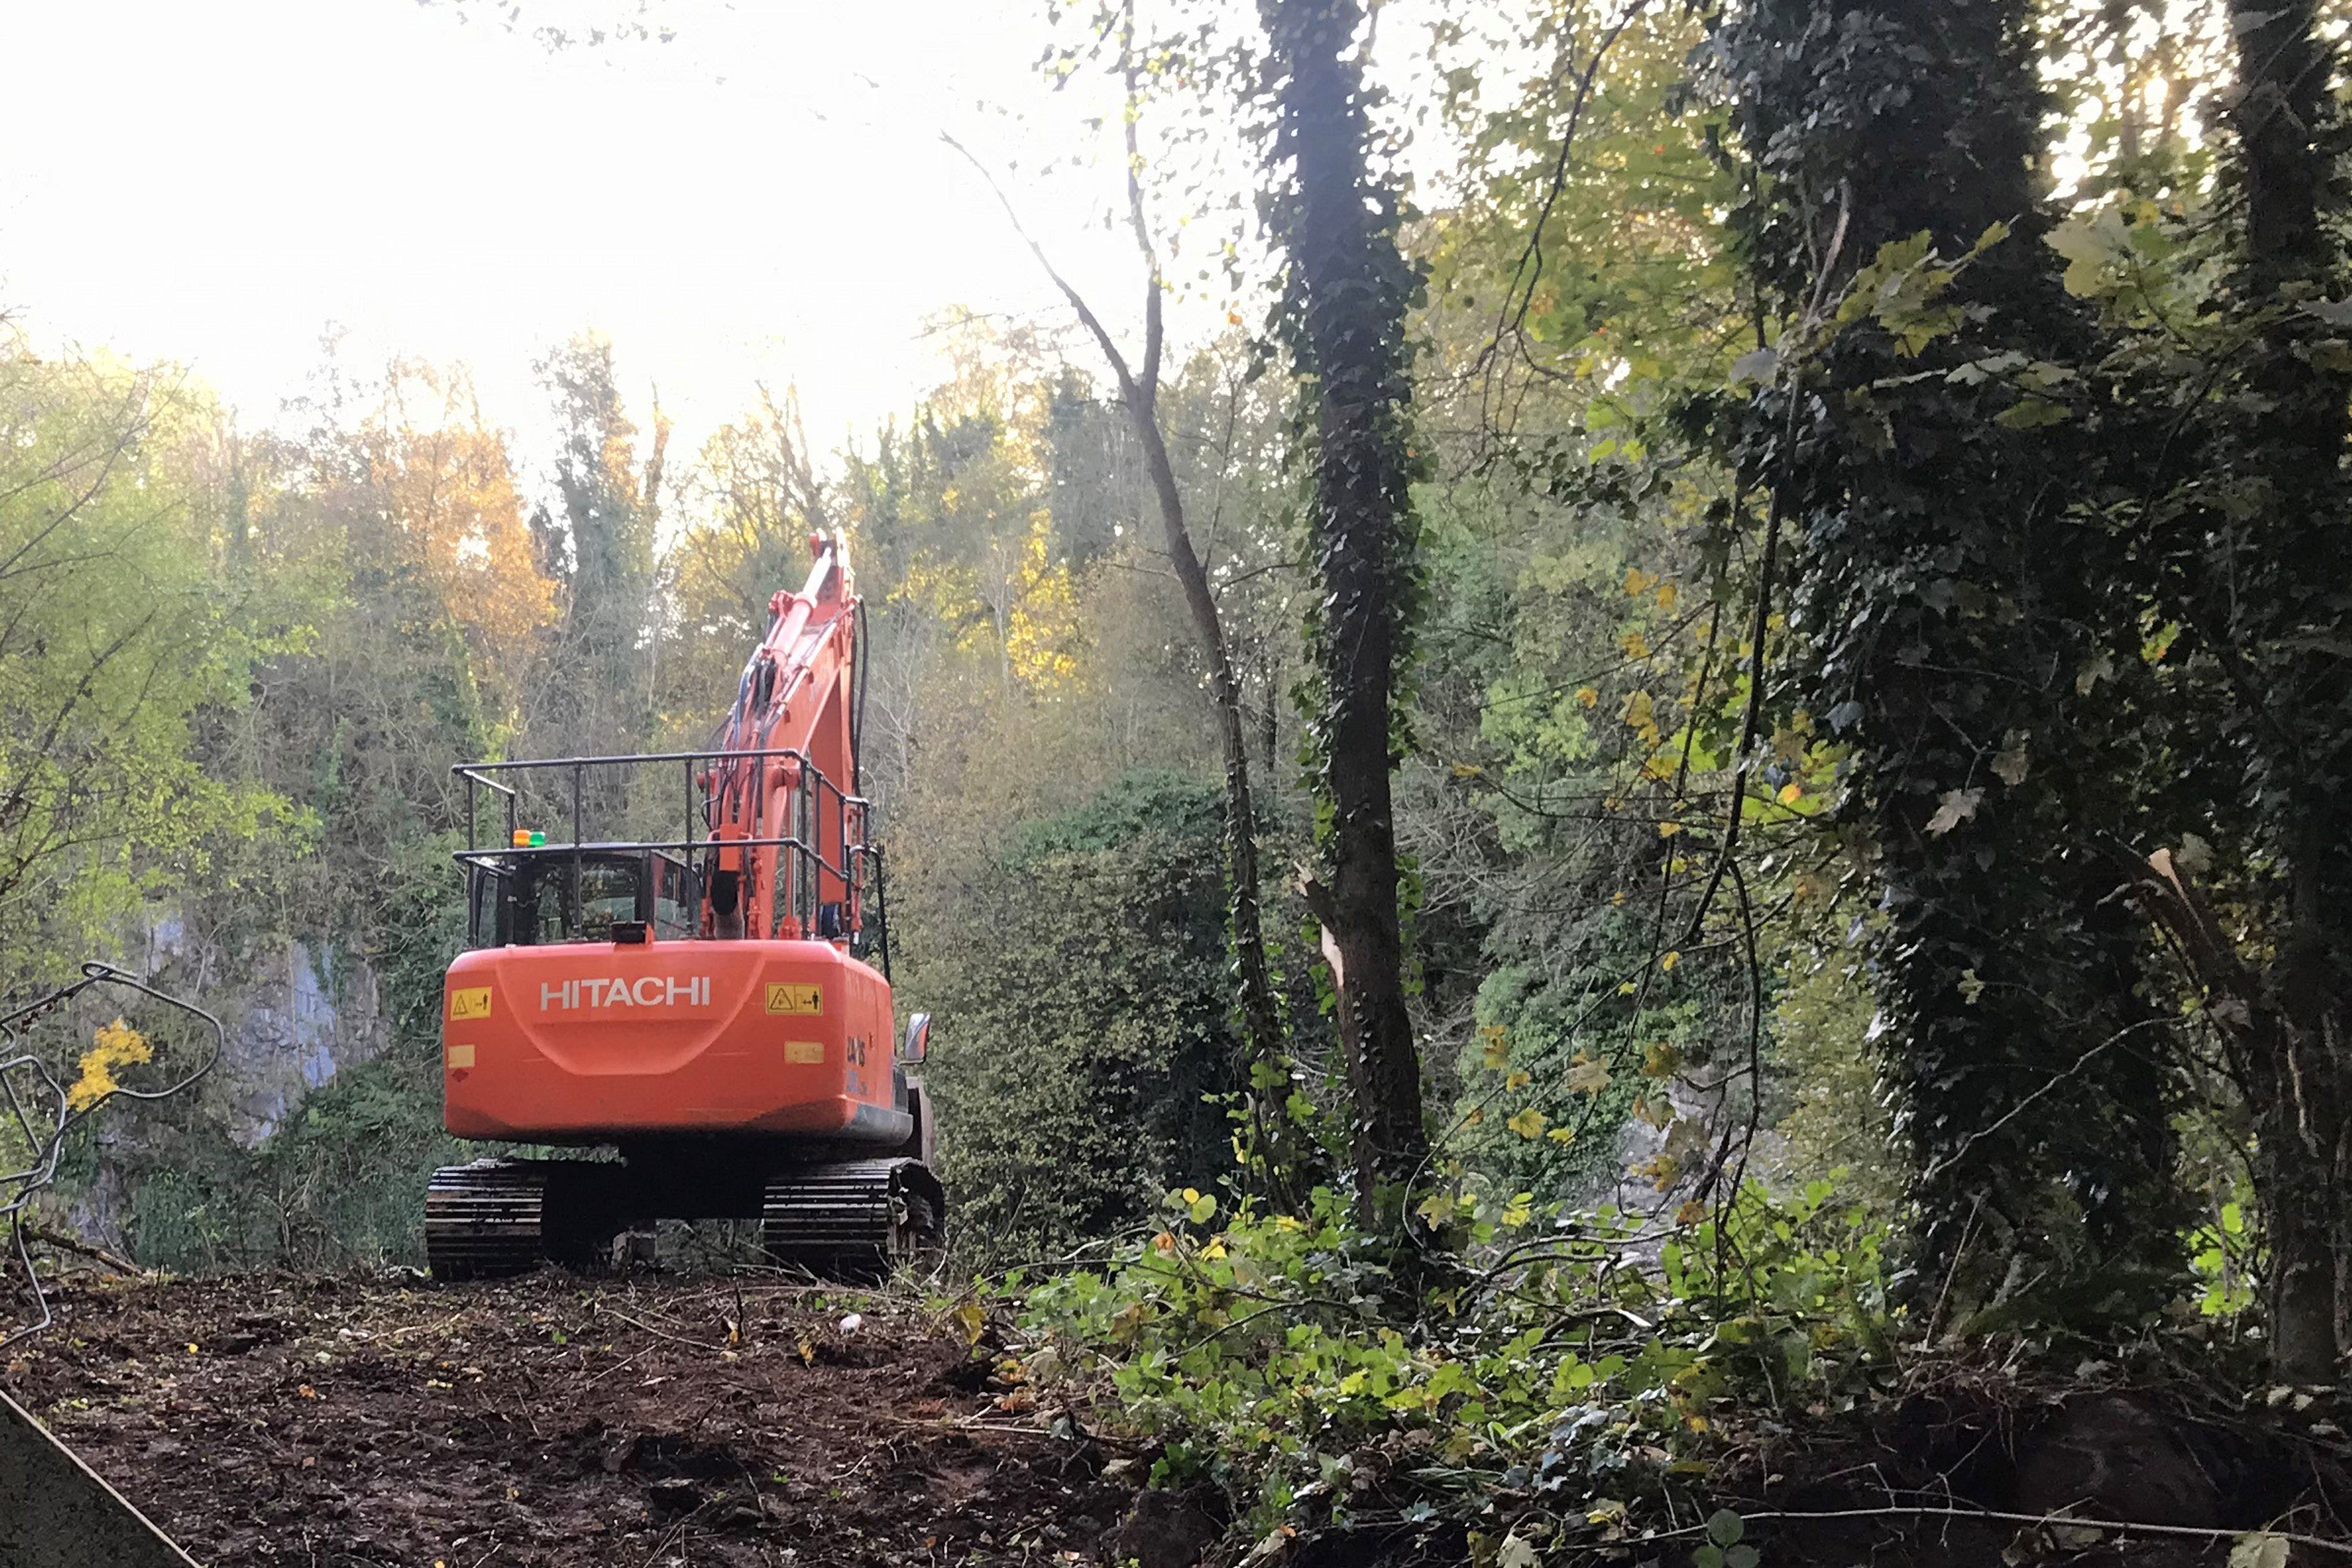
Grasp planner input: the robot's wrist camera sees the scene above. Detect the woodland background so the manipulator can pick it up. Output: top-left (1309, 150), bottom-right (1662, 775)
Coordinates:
top-left (4, 0), bottom-right (2348, 1436)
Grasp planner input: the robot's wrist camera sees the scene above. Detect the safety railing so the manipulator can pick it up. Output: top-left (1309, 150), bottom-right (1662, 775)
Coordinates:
top-left (451, 748), bottom-right (882, 958)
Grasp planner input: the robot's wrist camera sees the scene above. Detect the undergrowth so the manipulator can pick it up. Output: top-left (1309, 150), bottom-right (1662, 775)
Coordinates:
top-left (982, 1178), bottom-right (1896, 1559)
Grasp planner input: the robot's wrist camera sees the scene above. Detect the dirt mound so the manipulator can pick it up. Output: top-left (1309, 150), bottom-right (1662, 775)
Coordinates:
top-left (1, 1274), bottom-right (1137, 1567)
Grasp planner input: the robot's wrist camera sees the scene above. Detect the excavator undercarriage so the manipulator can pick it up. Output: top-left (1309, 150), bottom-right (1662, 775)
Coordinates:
top-left (424, 1152), bottom-right (947, 1281)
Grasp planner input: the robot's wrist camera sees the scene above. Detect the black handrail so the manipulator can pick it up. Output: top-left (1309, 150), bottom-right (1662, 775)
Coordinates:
top-left (452, 748), bottom-right (882, 949)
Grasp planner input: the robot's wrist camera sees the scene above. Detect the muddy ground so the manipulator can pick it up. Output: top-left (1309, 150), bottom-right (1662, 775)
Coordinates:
top-left (2, 1274), bottom-right (1139, 1568)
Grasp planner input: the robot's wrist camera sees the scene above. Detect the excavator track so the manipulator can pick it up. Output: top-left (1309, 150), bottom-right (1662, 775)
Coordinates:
top-left (425, 1161), bottom-right (549, 1280)
top-left (425, 1159), bottom-right (620, 1280)
top-left (761, 1158), bottom-right (945, 1280)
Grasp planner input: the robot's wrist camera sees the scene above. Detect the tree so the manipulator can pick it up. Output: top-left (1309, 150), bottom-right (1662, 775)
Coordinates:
top-left (2122, 0), bottom-right (2352, 1383)
top-left (532, 332), bottom-right (669, 766)
top-left (918, 772), bottom-right (1249, 1258)
top-left (368, 362), bottom-right (556, 728)
top-left (1714, 0), bottom-right (2181, 1310)
top-left (1262, 0), bottom-right (1431, 1225)
top-left (0, 336), bottom-right (296, 991)
top-left (661, 386), bottom-right (836, 742)
top-left (950, 7), bottom-right (1303, 1198)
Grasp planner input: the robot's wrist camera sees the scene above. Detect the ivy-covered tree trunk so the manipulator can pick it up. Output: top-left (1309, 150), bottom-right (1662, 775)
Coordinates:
top-left (1263, 0), bottom-right (1431, 1225)
top-left (2217, 0), bottom-right (2352, 1381)
top-left (1719, 0), bottom-right (2180, 1312)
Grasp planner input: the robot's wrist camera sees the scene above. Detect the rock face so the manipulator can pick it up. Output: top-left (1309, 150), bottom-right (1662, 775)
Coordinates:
top-left (214, 940), bottom-right (387, 1146)
top-left (133, 914), bottom-right (390, 1146)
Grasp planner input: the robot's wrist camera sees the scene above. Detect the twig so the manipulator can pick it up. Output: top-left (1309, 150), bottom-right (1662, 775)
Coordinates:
top-left (578, 1349), bottom-right (649, 1391)
top-left (603, 1311), bottom-right (727, 1353)
top-left (1684, 179), bottom-right (1852, 943)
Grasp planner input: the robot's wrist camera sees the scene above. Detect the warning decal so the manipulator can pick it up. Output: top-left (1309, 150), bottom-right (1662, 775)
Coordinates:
top-left (783, 1040), bottom-right (825, 1064)
top-left (765, 983), bottom-right (822, 1016)
top-left (448, 987), bottom-right (493, 1020)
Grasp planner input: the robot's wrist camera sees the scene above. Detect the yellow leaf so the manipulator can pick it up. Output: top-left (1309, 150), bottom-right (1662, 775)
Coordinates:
top-left (1152, 1231), bottom-right (1177, 1254)
top-left (1623, 689), bottom-right (1656, 737)
top-left (1575, 686), bottom-right (1599, 709)
top-left (1643, 1040), bottom-right (1682, 1077)
top-left (1565, 1056), bottom-right (1612, 1096)
top-left (1654, 581), bottom-right (1678, 612)
top-left (68, 1018), bottom-right (152, 1112)
top-left (1504, 1070), bottom-right (1531, 1090)
top-left (1546, 1127), bottom-right (1577, 1145)
top-left (1620, 630), bottom-right (1650, 660)
top-left (1624, 568), bottom-right (1656, 596)
top-left (952, 1302), bottom-right (986, 1347)
top-left (1659, 950), bottom-right (1680, 972)
top-left (1777, 781), bottom-right (1803, 805)
top-left (1506, 1107), bottom-right (1549, 1140)
top-left (1480, 1025), bottom-right (1511, 1070)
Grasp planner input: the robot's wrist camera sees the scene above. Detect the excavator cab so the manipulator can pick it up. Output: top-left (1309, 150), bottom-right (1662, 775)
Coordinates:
top-left (466, 850), bottom-right (697, 948)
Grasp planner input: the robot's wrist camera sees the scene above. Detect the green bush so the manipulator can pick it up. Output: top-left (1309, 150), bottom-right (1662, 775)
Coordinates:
top-left (1003, 1176), bottom-right (1894, 1544)
top-left (918, 771), bottom-right (1250, 1261)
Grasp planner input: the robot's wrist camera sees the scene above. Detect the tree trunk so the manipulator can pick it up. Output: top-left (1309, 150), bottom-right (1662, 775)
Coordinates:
top-left (1265, 0), bottom-right (1431, 1225)
top-left (1123, 376), bottom-right (1305, 1203)
top-left (2224, 0), bottom-right (2352, 1382)
top-left (947, 58), bottom-right (1308, 1199)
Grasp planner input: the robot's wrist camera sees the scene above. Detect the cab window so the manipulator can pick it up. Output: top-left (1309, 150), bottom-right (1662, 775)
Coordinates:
top-left (508, 855), bottom-right (645, 945)
top-left (652, 854), bottom-right (695, 939)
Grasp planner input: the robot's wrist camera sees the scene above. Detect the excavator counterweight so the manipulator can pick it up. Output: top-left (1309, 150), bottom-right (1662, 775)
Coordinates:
top-left (425, 534), bottom-right (943, 1279)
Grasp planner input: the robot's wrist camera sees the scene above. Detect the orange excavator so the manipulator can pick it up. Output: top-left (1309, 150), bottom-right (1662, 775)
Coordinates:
top-left (425, 533), bottom-right (943, 1279)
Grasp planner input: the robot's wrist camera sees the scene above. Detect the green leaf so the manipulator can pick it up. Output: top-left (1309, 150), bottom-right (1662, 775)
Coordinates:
top-left (1706, 1510), bottom-right (1745, 1548)
top-left (1994, 395), bottom-right (2070, 429)
top-left (2229, 1535), bottom-right (2289, 1568)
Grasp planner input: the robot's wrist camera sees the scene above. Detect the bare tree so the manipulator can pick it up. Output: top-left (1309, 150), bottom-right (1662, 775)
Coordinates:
top-left (947, 21), bottom-right (1303, 1194)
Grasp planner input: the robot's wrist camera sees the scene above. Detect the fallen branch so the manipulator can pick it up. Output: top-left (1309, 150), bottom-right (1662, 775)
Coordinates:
top-left (18, 1222), bottom-right (136, 1276)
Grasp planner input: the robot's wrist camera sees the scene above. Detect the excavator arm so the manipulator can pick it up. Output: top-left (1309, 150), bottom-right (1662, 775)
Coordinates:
top-left (701, 533), bottom-right (871, 948)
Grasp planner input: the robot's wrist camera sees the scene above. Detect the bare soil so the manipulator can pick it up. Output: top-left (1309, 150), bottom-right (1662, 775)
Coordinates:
top-left (2, 1273), bottom-right (1136, 1568)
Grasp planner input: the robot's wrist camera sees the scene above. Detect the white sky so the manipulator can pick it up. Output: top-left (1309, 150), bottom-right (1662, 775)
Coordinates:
top-left (0, 0), bottom-right (1229, 472)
